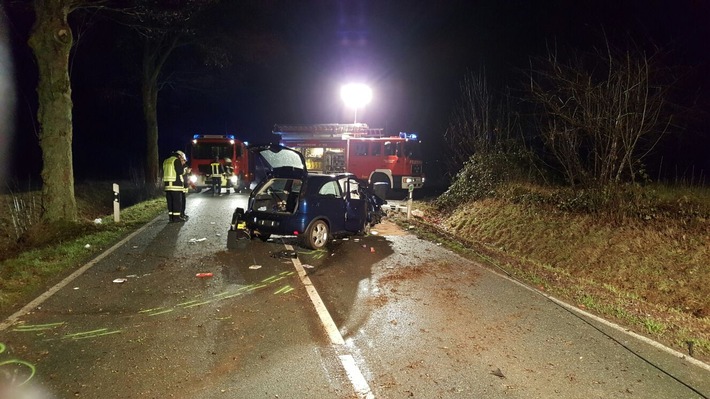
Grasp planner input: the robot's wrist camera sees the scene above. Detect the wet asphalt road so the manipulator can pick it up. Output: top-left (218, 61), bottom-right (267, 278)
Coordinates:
top-left (0, 191), bottom-right (708, 398)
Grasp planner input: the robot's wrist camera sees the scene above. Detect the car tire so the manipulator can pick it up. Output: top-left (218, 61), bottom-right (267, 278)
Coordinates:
top-left (303, 219), bottom-right (329, 249)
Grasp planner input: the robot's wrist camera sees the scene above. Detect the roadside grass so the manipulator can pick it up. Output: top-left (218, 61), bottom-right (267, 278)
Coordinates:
top-left (397, 182), bottom-right (710, 363)
top-left (0, 182), bottom-right (165, 319)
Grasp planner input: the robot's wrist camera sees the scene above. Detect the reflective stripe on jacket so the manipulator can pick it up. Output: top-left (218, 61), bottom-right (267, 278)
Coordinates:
top-left (211, 162), bottom-right (221, 175)
top-left (163, 155), bottom-right (184, 191)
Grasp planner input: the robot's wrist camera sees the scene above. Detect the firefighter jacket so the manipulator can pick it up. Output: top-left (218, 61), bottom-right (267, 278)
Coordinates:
top-left (163, 155), bottom-right (186, 191)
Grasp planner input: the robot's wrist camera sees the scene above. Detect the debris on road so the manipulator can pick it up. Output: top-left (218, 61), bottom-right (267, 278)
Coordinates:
top-left (302, 264), bottom-right (315, 269)
top-left (491, 368), bottom-right (506, 378)
top-left (188, 237), bottom-right (207, 243)
top-left (84, 244), bottom-right (91, 249)
top-left (271, 250), bottom-right (298, 259)
top-left (249, 265), bottom-right (262, 270)
top-left (195, 272), bottom-right (213, 278)
top-left (112, 278), bottom-right (127, 284)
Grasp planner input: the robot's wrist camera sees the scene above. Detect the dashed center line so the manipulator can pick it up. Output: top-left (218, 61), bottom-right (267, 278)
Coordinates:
top-left (284, 244), bottom-right (374, 399)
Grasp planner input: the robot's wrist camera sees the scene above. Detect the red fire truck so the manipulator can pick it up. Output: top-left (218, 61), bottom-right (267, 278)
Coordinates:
top-left (187, 134), bottom-right (252, 192)
top-left (273, 124), bottom-right (424, 197)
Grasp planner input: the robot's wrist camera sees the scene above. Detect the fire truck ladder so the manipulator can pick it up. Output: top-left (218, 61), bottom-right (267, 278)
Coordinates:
top-left (273, 123), bottom-right (385, 140)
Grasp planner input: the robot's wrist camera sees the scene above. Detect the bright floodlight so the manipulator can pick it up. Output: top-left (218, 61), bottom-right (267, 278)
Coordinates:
top-left (341, 83), bottom-right (372, 123)
top-left (340, 83), bottom-right (372, 109)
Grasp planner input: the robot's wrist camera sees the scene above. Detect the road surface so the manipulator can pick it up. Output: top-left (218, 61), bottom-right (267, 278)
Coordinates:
top-left (0, 191), bottom-right (708, 398)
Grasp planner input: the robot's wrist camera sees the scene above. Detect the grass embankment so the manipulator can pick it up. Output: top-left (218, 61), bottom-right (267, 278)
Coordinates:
top-left (402, 183), bottom-right (710, 363)
top-left (0, 182), bottom-right (166, 319)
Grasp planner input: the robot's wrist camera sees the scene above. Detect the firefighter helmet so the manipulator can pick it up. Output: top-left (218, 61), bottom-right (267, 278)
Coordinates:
top-left (176, 150), bottom-right (187, 161)
top-left (224, 158), bottom-right (232, 163)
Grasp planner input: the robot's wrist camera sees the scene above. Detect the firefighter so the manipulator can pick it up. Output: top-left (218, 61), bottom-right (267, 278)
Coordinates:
top-left (180, 155), bottom-right (191, 220)
top-left (163, 150), bottom-right (188, 222)
top-left (224, 157), bottom-right (234, 194)
top-left (210, 156), bottom-right (224, 196)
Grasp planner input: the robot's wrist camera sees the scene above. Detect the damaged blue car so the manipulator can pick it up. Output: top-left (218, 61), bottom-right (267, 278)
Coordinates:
top-left (230, 144), bottom-right (386, 249)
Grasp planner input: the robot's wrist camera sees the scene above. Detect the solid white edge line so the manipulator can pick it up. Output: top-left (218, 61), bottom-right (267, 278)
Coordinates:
top-left (481, 259), bottom-right (710, 373)
top-left (284, 244), bottom-right (374, 399)
top-left (0, 214), bottom-right (163, 332)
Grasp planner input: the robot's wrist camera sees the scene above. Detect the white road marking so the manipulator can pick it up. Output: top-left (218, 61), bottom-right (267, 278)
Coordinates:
top-left (0, 215), bottom-right (162, 331)
top-left (284, 244), bottom-right (375, 399)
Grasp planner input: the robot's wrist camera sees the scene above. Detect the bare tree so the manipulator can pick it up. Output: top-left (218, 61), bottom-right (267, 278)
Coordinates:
top-left (443, 70), bottom-right (527, 179)
top-left (109, 0), bottom-right (279, 185)
top-left (443, 71), bottom-right (494, 174)
top-left (527, 41), bottom-right (673, 187)
top-left (106, 0), bottom-right (216, 186)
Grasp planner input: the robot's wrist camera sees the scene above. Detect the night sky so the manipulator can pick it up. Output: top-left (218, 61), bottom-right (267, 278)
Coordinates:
top-left (2, 0), bottom-right (709, 184)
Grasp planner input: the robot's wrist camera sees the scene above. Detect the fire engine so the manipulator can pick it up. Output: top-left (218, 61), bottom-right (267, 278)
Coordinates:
top-left (187, 134), bottom-right (252, 192)
top-left (273, 123), bottom-right (424, 197)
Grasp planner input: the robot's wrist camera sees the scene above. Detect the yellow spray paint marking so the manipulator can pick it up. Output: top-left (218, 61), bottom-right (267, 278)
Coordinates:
top-left (214, 286), bottom-right (250, 298)
top-left (182, 300), bottom-right (215, 308)
top-left (274, 285), bottom-right (294, 295)
top-left (12, 322), bottom-right (65, 332)
top-left (138, 307), bottom-right (165, 314)
top-left (299, 249), bottom-right (327, 259)
top-left (71, 330), bottom-right (122, 340)
top-left (61, 328), bottom-right (123, 340)
top-left (8, 271), bottom-right (299, 351)
top-left (147, 309), bottom-right (174, 316)
top-left (0, 342), bottom-right (36, 387)
top-left (63, 328), bottom-right (108, 337)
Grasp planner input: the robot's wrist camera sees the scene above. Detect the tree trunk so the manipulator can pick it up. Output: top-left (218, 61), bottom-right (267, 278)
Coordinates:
top-left (28, 0), bottom-right (77, 223)
top-left (141, 34), bottom-right (177, 187)
top-left (142, 78), bottom-right (159, 186)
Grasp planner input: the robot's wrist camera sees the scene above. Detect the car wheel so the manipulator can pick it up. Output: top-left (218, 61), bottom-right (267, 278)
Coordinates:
top-left (303, 219), bottom-right (329, 249)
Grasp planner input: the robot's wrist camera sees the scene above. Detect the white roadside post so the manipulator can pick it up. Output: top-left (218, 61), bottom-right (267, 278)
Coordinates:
top-left (113, 183), bottom-right (120, 223)
top-left (407, 180), bottom-right (414, 220)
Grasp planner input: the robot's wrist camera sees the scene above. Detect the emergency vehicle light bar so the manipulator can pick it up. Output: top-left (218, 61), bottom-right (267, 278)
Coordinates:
top-left (193, 134), bottom-right (236, 140)
top-left (399, 132), bottom-right (418, 140)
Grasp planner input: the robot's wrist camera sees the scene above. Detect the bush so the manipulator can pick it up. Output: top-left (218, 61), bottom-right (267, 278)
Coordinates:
top-left (435, 150), bottom-right (530, 210)
top-left (436, 151), bottom-right (514, 210)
